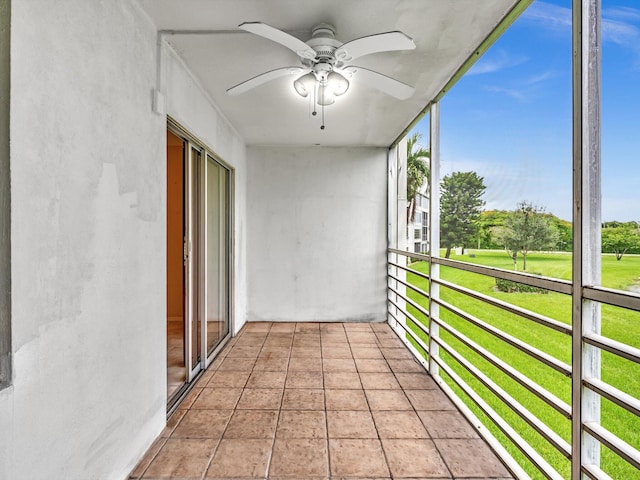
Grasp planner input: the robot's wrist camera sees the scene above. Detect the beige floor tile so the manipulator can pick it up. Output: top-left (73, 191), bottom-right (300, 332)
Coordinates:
top-left (245, 370), bottom-right (287, 389)
top-left (217, 357), bottom-right (256, 371)
top-left (253, 356), bottom-right (290, 371)
top-left (382, 439), bottom-right (449, 478)
top-left (236, 388), bottom-right (283, 409)
top-left (223, 410), bottom-right (278, 438)
top-left (290, 346), bottom-right (322, 358)
top-left (328, 439), bottom-right (390, 477)
top-left (380, 347), bottom-right (414, 360)
top-left (281, 388), bottom-right (325, 410)
top-left (435, 438), bottom-right (511, 477)
top-left (324, 389), bottom-right (368, 411)
top-left (346, 334), bottom-right (378, 345)
top-left (207, 371), bottom-right (250, 388)
top-left (360, 373), bottom-right (400, 389)
top-left (257, 348), bottom-right (291, 359)
top-left (394, 372), bottom-right (437, 390)
top-left (276, 410), bottom-right (326, 438)
top-left (172, 410), bottom-right (232, 438)
top-left (206, 438), bottom-right (271, 478)
top-left (376, 337), bottom-right (404, 348)
top-left (179, 387), bottom-right (203, 409)
top-left (129, 437), bottom-right (166, 478)
top-left (296, 323), bottom-right (320, 332)
top-left (225, 346), bottom-right (262, 358)
top-left (270, 322), bottom-right (296, 333)
top-left (289, 356), bottom-right (323, 371)
top-left (355, 358), bottom-right (391, 373)
top-left (405, 390), bottom-right (456, 411)
top-left (351, 347), bottom-right (385, 359)
top-left (143, 438), bottom-right (217, 478)
top-left (191, 388), bottom-right (243, 410)
top-left (327, 410), bottom-right (378, 438)
top-left (324, 372), bottom-right (362, 389)
top-left (418, 410), bottom-right (479, 438)
top-left (321, 346), bottom-right (353, 359)
top-left (161, 409), bottom-right (187, 438)
top-left (270, 438), bottom-right (328, 477)
top-left (372, 411), bottom-right (429, 438)
top-left (387, 358), bottom-right (425, 373)
top-left (286, 370), bottom-right (323, 388)
top-left (323, 358), bottom-right (358, 372)
top-left (365, 390), bottom-right (412, 411)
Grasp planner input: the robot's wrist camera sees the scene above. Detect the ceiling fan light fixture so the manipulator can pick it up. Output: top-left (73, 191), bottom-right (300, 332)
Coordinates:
top-left (327, 71), bottom-right (349, 96)
top-left (318, 84), bottom-right (336, 106)
top-left (293, 73), bottom-right (315, 98)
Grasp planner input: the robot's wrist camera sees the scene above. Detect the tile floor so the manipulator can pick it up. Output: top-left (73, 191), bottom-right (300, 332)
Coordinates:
top-left (131, 322), bottom-right (513, 479)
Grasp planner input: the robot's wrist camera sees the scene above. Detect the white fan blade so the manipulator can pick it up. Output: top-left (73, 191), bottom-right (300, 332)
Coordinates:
top-left (335, 31), bottom-right (415, 63)
top-left (341, 66), bottom-right (414, 100)
top-left (227, 67), bottom-right (309, 96)
top-left (239, 22), bottom-right (317, 60)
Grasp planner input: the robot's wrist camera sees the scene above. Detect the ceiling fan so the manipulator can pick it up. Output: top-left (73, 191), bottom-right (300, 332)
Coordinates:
top-left (227, 22), bottom-right (416, 128)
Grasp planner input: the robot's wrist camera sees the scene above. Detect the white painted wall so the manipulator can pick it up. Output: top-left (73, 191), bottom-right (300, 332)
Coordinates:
top-left (247, 146), bottom-right (387, 323)
top-left (163, 45), bottom-right (248, 335)
top-left (0, 1), bottom-right (247, 480)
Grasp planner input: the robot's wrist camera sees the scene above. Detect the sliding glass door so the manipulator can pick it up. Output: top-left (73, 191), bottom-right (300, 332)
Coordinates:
top-left (167, 123), bottom-right (232, 407)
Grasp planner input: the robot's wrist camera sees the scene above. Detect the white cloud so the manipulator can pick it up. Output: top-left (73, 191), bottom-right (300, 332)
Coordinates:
top-left (485, 85), bottom-right (529, 102)
top-left (522, 1), bottom-right (571, 31)
top-left (468, 49), bottom-right (528, 75)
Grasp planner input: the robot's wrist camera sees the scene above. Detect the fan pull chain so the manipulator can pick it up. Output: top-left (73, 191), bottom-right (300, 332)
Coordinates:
top-left (320, 83), bottom-right (325, 130)
top-left (312, 81), bottom-right (317, 117)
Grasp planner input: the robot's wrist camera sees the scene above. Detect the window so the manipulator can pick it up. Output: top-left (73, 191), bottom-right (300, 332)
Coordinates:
top-left (414, 242), bottom-right (421, 253)
top-left (414, 229), bottom-right (421, 239)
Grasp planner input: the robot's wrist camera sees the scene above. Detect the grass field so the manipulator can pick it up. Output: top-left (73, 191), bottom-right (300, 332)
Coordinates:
top-left (402, 250), bottom-right (640, 479)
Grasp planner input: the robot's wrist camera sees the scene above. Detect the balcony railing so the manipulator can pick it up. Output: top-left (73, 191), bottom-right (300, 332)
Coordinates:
top-left (387, 248), bottom-right (640, 480)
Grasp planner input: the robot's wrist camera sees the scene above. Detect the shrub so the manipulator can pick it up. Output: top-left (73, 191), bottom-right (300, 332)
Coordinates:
top-left (495, 273), bottom-right (548, 294)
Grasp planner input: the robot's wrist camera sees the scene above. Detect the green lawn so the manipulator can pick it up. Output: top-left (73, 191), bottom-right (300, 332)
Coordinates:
top-left (402, 250), bottom-right (640, 479)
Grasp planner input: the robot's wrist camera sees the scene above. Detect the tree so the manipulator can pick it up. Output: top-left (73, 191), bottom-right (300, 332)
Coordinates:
top-left (495, 201), bottom-right (559, 271)
top-left (440, 171), bottom-right (486, 258)
top-left (602, 224), bottom-right (640, 260)
top-left (406, 132), bottom-right (430, 224)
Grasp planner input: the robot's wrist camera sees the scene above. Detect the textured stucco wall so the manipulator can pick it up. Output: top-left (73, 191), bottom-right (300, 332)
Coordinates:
top-left (1, 1), bottom-right (166, 479)
top-left (164, 46), bottom-right (248, 335)
top-left (246, 146), bottom-right (388, 323)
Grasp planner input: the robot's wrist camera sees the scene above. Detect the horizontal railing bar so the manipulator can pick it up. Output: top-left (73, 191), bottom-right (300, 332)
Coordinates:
top-left (388, 285), bottom-right (430, 321)
top-left (583, 422), bottom-right (640, 471)
top-left (434, 276), bottom-right (572, 336)
top-left (433, 356), bottom-right (565, 480)
top-left (388, 261), bottom-right (431, 283)
top-left (389, 273), bottom-right (430, 302)
top-left (583, 285), bottom-right (640, 312)
top-left (581, 463), bottom-right (613, 480)
top-left (433, 336), bottom-right (572, 458)
top-left (388, 247), bottom-right (430, 263)
top-left (388, 248), bottom-right (572, 295)
top-left (431, 375), bottom-right (531, 480)
top-left (387, 297), bottom-right (430, 340)
top-left (435, 297), bottom-right (572, 377)
top-left (584, 377), bottom-right (640, 418)
top-left (434, 316), bottom-right (572, 419)
top-left (387, 309), bottom-right (430, 355)
top-left (583, 333), bottom-right (640, 365)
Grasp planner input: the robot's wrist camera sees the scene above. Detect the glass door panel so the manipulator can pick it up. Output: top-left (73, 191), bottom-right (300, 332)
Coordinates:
top-left (206, 156), bottom-right (230, 356)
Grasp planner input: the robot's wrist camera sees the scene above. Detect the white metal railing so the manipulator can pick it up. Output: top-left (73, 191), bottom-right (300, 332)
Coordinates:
top-left (387, 248), bottom-right (640, 480)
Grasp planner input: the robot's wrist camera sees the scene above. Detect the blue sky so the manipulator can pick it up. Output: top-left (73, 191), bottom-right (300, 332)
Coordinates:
top-left (411, 0), bottom-right (640, 222)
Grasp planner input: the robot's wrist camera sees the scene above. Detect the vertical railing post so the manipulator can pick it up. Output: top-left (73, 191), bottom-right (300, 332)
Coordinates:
top-left (428, 102), bottom-right (441, 376)
top-left (572, 0), bottom-right (602, 478)
top-left (387, 146), bottom-right (399, 329)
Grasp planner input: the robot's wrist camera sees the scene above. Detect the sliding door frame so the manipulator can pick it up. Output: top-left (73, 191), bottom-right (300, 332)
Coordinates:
top-left (167, 117), bottom-right (235, 388)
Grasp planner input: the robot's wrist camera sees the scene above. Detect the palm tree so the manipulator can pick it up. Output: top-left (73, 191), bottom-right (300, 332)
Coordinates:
top-left (406, 132), bottom-right (430, 224)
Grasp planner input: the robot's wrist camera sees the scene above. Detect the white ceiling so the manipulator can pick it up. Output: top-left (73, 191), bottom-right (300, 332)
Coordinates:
top-left (138, 0), bottom-right (523, 147)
